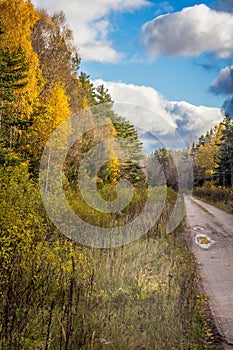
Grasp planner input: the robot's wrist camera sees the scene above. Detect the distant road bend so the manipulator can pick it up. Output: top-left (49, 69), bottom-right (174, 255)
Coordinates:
top-left (184, 196), bottom-right (233, 350)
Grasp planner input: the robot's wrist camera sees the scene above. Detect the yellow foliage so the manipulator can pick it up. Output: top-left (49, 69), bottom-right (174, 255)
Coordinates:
top-left (108, 156), bottom-right (120, 185)
top-left (28, 82), bottom-right (71, 159)
top-left (47, 82), bottom-right (71, 128)
top-left (195, 124), bottom-right (223, 179)
top-left (0, 0), bottom-right (44, 119)
top-left (80, 96), bottom-right (89, 109)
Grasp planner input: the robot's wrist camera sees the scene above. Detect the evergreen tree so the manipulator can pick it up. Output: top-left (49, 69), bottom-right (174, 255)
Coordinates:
top-left (95, 84), bottom-right (113, 105)
top-left (0, 44), bottom-right (29, 163)
top-left (110, 113), bottom-right (145, 185)
top-left (217, 115), bottom-right (233, 187)
top-left (77, 72), bottom-right (96, 109)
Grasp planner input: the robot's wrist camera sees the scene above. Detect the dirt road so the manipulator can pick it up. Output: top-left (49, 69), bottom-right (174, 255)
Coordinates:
top-left (184, 196), bottom-right (233, 349)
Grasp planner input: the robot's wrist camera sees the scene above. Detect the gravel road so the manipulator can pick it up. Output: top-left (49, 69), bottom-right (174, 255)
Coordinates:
top-left (184, 196), bottom-right (233, 349)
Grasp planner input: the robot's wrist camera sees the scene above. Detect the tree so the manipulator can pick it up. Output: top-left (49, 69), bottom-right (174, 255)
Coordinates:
top-left (0, 37), bottom-right (29, 162)
top-left (76, 72), bottom-right (96, 109)
top-left (31, 10), bottom-right (80, 112)
top-left (95, 84), bottom-right (113, 105)
top-left (0, 0), bottom-right (43, 118)
top-left (27, 82), bottom-right (71, 167)
top-left (192, 123), bottom-right (223, 186)
top-left (0, 0), bottom-right (44, 164)
top-left (217, 115), bottom-right (233, 187)
top-left (149, 148), bottom-right (178, 189)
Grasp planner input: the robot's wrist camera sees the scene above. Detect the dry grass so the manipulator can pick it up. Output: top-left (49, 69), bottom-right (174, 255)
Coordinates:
top-left (194, 187), bottom-right (233, 214)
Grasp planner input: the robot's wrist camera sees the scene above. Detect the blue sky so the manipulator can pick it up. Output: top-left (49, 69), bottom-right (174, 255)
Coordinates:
top-left (82, 0), bottom-right (224, 107)
top-left (32, 0), bottom-right (233, 148)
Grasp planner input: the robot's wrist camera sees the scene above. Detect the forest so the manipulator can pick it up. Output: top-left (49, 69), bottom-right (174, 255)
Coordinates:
top-left (0, 0), bottom-right (231, 349)
top-left (191, 115), bottom-right (233, 212)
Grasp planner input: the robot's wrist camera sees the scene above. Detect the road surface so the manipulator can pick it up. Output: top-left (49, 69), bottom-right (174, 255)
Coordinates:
top-left (184, 196), bottom-right (233, 350)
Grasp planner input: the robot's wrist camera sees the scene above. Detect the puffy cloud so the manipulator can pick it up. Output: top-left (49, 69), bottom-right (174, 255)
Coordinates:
top-left (142, 4), bottom-right (233, 59)
top-left (32, 0), bottom-right (150, 63)
top-left (210, 64), bottom-right (233, 95)
top-left (93, 80), bottom-right (223, 147)
top-left (93, 80), bottom-right (178, 135)
top-left (166, 100), bottom-right (223, 135)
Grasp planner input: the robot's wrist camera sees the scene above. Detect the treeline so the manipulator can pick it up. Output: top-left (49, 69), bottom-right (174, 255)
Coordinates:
top-left (0, 0), bottom-right (145, 348)
top-left (191, 114), bottom-right (233, 187)
top-left (0, 0), bottom-right (144, 185)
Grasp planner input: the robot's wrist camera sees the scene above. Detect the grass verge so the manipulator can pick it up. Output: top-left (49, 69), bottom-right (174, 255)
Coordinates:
top-left (193, 187), bottom-right (233, 214)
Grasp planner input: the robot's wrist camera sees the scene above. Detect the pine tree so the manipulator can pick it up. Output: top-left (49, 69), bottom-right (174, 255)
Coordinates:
top-left (0, 37), bottom-right (29, 163)
top-left (110, 113), bottom-right (145, 185)
top-left (0, 0), bottom-right (44, 164)
top-left (77, 72), bottom-right (96, 109)
top-left (217, 115), bottom-right (233, 187)
top-left (95, 84), bottom-right (113, 105)
top-left (0, 0), bottom-right (43, 119)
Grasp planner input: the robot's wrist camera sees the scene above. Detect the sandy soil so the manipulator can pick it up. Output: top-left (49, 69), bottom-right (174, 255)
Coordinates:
top-left (184, 196), bottom-right (233, 349)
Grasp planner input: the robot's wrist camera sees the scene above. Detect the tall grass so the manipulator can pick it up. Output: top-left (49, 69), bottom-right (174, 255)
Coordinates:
top-left (78, 232), bottom-right (213, 350)
top-left (0, 166), bottom-right (214, 349)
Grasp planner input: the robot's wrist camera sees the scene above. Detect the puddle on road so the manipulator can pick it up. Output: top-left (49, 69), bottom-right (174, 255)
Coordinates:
top-left (195, 234), bottom-right (216, 250)
top-left (193, 226), bottom-right (204, 231)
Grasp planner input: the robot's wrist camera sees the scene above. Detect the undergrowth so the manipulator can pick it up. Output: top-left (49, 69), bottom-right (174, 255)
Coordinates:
top-left (193, 186), bottom-right (233, 214)
top-left (0, 165), bottom-right (214, 349)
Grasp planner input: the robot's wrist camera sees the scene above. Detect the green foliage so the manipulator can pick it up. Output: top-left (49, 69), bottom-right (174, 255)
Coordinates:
top-left (0, 46), bottom-right (29, 159)
top-left (0, 46), bottom-right (28, 102)
top-left (192, 115), bottom-right (233, 187)
top-left (110, 113), bottom-right (145, 185)
top-left (95, 84), bottom-right (113, 105)
top-left (217, 114), bottom-right (233, 187)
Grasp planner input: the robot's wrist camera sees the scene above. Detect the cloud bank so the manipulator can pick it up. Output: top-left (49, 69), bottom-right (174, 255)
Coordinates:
top-left (214, 0), bottom-right (233, 13)
top-left (211, 64), bottom-right (233, 115)
top-left (142, 4), bottom-right (233, 59)
top-left (93, 80), bottom-right (223, 149)
top-left (211, 65), bottom-right (233, 95)
top-left (32, 0), bottom-right (150, 63)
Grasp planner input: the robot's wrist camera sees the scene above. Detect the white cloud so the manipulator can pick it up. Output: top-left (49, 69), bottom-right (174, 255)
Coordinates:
top-left (210, 64), bottom-right (233, 95)
top-left (166, 100), bottom-right (223, 135)
top-left (154, 1), bottom-right (174, 16)
top-left (93, 80), bottom-right (223, 143)
top-left (32, 0), bottom-right (150, 62)
top-left (93, 79), bottom-right (178, 136)
top-left (142, 4), bottom-right (233, 59)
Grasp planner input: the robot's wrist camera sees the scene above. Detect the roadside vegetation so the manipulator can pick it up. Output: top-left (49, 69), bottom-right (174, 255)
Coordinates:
top-left (193, 187), bottom-right (233, 213)
top-left (0, 1), bottom-right (215, 349)
top-left (0, 166), bottom-right (214, 349)
top-left (191, 114), bottom-right (233, 213)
